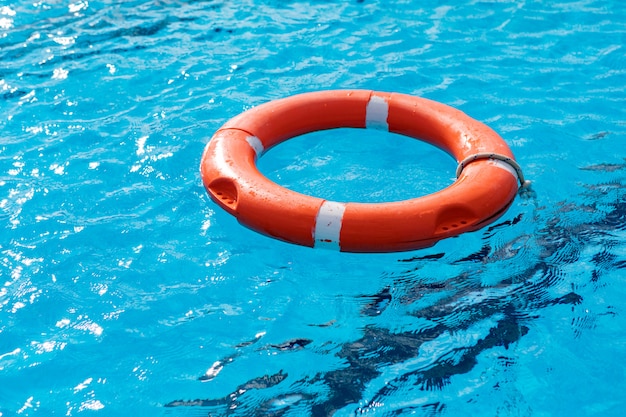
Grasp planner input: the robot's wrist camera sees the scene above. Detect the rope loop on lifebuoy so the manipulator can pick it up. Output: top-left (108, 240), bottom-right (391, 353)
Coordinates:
top-left (200, 90), bottom-right (526, 253)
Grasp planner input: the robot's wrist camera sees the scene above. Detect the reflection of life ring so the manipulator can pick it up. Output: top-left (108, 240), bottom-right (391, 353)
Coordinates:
top-left (200, 90), bottom-right (528, 253)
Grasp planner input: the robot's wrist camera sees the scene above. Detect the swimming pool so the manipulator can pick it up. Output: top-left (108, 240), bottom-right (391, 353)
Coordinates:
top-left (1, 0), bottom-right (625, 415)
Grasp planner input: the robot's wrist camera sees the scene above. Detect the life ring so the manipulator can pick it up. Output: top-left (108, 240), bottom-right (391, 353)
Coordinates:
top-left (200, 90), bottom-right (528, 253)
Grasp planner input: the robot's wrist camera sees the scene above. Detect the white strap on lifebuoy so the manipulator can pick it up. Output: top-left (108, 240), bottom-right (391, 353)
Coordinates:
top-left (314, 201), bottom-right (346, 250)
top-left (365, 95), bottom-right (389, 131)
top-left (246, 135), bottom-right (264, 158)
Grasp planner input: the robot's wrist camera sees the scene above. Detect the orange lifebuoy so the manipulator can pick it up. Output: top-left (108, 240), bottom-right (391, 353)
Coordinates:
top-left (200, 90), bottom-right (528, 253)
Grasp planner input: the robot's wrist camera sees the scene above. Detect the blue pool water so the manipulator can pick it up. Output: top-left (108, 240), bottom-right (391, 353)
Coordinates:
top-left (1, 0), bottom-right (625, 415)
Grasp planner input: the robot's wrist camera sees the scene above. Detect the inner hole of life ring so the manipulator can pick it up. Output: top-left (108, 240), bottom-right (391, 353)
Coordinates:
top-left (256, 127), bottom-right (457, 203)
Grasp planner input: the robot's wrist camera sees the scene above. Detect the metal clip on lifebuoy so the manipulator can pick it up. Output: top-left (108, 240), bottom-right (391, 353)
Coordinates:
top-left (456, 153), bottom-right (531, 190)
